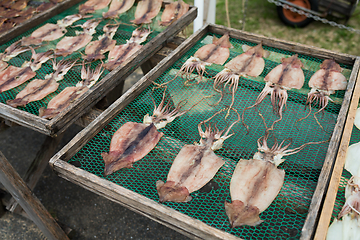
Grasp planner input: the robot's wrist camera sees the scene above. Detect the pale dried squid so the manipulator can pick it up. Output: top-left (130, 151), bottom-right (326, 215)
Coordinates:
top-left (131, 0), bottom-right (163, 25)
top-left (213, 43), bottom-right (269, 116)
top-left (0, 47), bottom-right (53, 93)
top-left (0, 41), bottom-right (29, 71)
top-left (101, 88), bottom-right (190, 176)
top-left (158, 33), bottom-right (232, 87)
top-left (159, 0), bottom-right (189, 26)
top-left (103, 27), bottom-right (151, 71)
top-left (39, 62), bottom-right (104, 119)
top-left (225, 131), bottom-right (327, 227)
top-left (297, 59), bottom-right (347, 129)
top-left (55, 19), bottom-right (101, 57)
top-left (326, 176), bottom-right (360, 240)
top-left (21, 14), bottom-right (85, 46)
top-left (156, 108), bottom-right (240, 203)
top-left (103, 0), bottom-right (135, 19)
top-left (242, 54), bottom-right (305, 132)
top-left (79, 0), bottom-right (111, 14)
top-left (7, 59), bottom-right (76, 108)
top-left (83, 24), bottom-right (119, 61)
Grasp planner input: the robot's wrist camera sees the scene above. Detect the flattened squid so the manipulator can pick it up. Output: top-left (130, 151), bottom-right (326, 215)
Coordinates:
top-left (242, 54), bottom-right (305, 131)
top-left (7, 59), bottom-right (76, 108)
top-left (213, 43), bottom-right (269, 115)
top-left (298, 59), bottom-right (347, 128)
top-left (0, 48), bottom-right (53, 93)
top-left (83, 24), bottom-right (118, 61)
top-left (103, 0), bottom-right (135, 19)
top-left (156, 108), bottom-right (240, 203)
top-left (79, 0), bottom-right (111, 14)
top-left (21, 14), bottom-right (84, 46)
top-left (101, 88), bottom-right (189, 176)
top-left (225, 131), bottom-right (326, 227)
top-left (103, 27), bottom-right (151, 71)
top-left (131, 0), bottom-right (163, 25)
top-left (160, 33), bottom-right (232, 87)
top-left (0, 41), bottom-right (29, 71)
top-left (39, 62), bottom-right (103, 119)
top-left (159, 0), bottom-right (189, 26)
top-left (326, 176), bottom-right (360, 240)
top-left (55, 19), bottom-right (101, 57)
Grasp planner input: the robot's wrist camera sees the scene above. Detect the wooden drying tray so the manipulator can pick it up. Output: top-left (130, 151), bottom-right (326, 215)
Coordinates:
top-left (49, 24), bottom-right (360, 239)
top-left (0, 2), bottom-right (197, 137)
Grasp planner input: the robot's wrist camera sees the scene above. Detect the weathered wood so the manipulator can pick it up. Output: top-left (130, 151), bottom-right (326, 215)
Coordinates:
top-left (208, 24), bottom-right (356, 66)
top-left (314, 61), bottom-right (360, 240)
top-left (0, 0), bottom-right (84, 45)
top-left (301, 57), bottom-right (360, 240)
top-left (0, 152), bottom-right (69, 240)
top-left (52, 160), bottom-right (240, 240)
top-left (6, 133), bottom-right (65, 214)
top-left (0, 6), bottom-right (197, 137)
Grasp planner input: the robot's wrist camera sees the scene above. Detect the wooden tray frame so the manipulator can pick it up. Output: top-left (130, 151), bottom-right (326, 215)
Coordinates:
top-left (49, 24), bottom-right (360, 239)
top-left (0, 1), bottom-right (197, 137)
top-left (314, 53), bottom-right (360, 239)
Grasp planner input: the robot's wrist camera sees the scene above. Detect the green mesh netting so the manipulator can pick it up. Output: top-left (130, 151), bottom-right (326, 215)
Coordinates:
top-left (0, 1), bottom-right (168, 116)
top-left (67, 33), bottom-right (353, 239)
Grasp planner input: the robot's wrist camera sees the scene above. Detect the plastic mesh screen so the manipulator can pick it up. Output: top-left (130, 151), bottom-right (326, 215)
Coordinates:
top-left (0, 1), bottom-right (168, 116)
top-left (68, 32), bottom-right (353, 239)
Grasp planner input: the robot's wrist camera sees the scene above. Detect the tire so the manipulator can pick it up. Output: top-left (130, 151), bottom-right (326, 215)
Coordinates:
top-left (277, 0), bottom-right (318, 28)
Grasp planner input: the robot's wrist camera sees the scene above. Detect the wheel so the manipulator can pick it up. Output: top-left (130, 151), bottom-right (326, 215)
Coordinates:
top-left (277, 0), bottom-right (318, 28)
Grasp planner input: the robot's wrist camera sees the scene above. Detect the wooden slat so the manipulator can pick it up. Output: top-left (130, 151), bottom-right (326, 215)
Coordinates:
top-left (0, 152), bottom-right (69, 240)
top-left (0, 0), bottom-right (84, 45)
top-left (52, 160), bottom-right (240, 240)
top-left (301, 57), bottom-right (360, 240)
top-left (208, 24), bottom-right (356, 65)
top-left (6, 133), bottom-right (65, 214)
top-left (314, 61), bottom-right (360, 240)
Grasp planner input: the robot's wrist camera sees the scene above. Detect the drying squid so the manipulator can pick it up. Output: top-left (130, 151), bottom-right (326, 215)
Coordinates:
top-left (79, 0), bottom-right (111, 14)
top-left (160, 33), bottom-right (232, 87)
top-left (101, 88), bottom-right (190, 176)
top-left (0, 41), bottom-right (29, 71)
top-left (83, 24), bottom-right (119, 61)
top-left (242, 54), bottom-right (305, 131)
top-left (159, 0), bottom-right (189, 26)
top-left (213, 43), bottom-right (269, 115)
top-left (156, 108), bottom-right (240, 203)
top-left (103, 0), bottom-right (135, 19)
top-left (21, 14), bottom-right (84, 46)
top-left (103, 27), bottom-right (151, 71)
top-left (131, 0), bottom-right (163, 25)
top-left (7, 59), bottom-right (76, 108)
top-left (298, 59), bottom-right (347, 127)
top-left (225, 131), bottom-right (326, 227)
top-left (39, 62), bottom-right (103, 119)
top-left (0, 48), bottom-right (53, 93)
top-left (326, 176), bottom-right (360, 240)
top-left (55, 19), bottom-right (101, 57)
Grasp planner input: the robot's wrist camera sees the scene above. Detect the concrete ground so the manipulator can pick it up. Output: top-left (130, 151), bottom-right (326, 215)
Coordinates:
top-left (0, 68), bottom-right (190, 240)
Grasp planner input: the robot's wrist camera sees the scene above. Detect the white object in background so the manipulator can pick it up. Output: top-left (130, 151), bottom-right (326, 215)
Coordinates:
top-left (193, 0), bottom-right (216, 32)
top-left (354, 107), bottom-right (360, 130)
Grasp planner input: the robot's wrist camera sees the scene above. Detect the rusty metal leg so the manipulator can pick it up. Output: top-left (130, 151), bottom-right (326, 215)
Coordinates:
top-left (6, 133), bottom-right (65, 214)
top-left (0, 151), bottom-right (69, 240)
